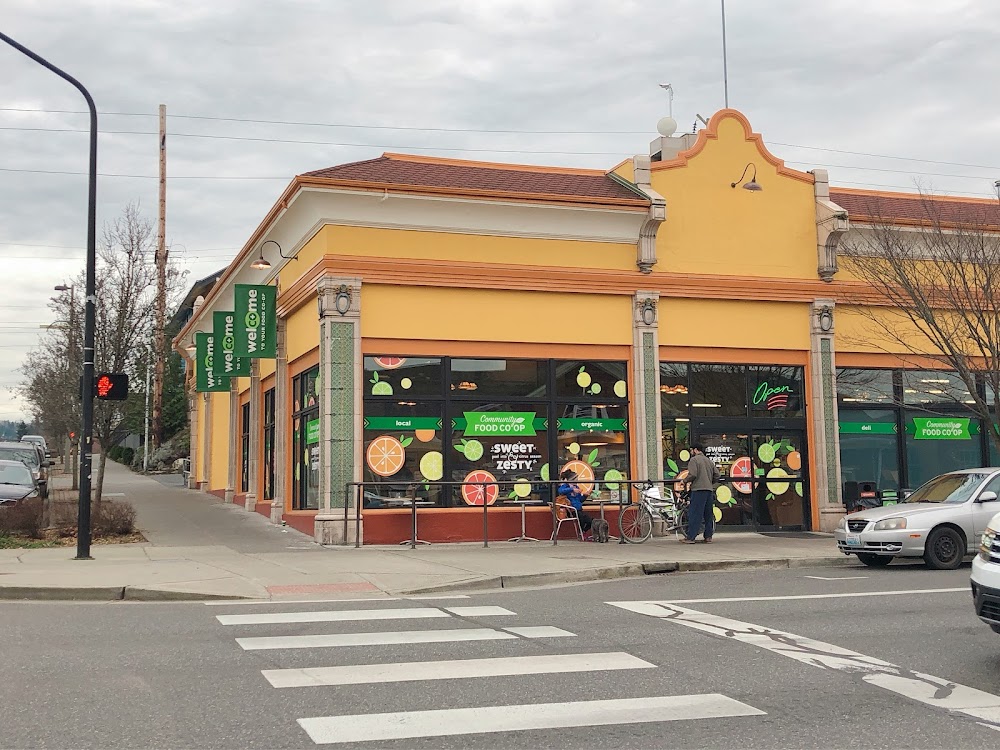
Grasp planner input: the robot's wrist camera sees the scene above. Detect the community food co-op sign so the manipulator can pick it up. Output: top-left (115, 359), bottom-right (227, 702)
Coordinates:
top-left (453, 413), bottom-right (546, 436)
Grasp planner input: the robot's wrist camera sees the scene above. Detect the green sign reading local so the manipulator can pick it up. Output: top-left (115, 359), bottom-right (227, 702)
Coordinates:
top-left (233, 283), bottom-right (277, 359)
top-left (839, 422), bottom-right (897, 435)
top-left (364, 417), bottom-right (442, 431)
top-left (557, 418), bottom-right (627, 431)
top-left (910, 417), bottom-right (973, 440)
top-left (195, 332), bottom-right (230, 392)
top-left (460, 412), bottom-right (538, 437)
top-left (212, 311), bottom-right (250, 377)
top-left (306, 418), bottom-right (320, 444)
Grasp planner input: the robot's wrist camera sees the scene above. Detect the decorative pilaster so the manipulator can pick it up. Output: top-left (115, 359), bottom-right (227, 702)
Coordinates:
top-left (632, 155), bottom-right (666, 274)
top-left (632, 291), bottom-right (663, 483)
top-left (314, 276), bottom-right (363, 545)
top-left (225, 379), bottom-right (238, 503)
top-left (271, 318), bottom-right (288, 524)
top-left (813, 169), bottom-right (849, 283)
top-left (187, 388), bottom-right (199, 490)
top-left (810, 299), bottom-right (843, 531)
top-left (199, 392), bottom-right (211, 491)
top-left (245, 360), bottom-right (261, 513)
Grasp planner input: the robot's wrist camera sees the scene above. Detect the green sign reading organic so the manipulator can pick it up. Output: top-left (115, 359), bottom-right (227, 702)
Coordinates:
top-left (557, 418), bottom-right (627, 431)
top-left (460, 412), bottom-right (538, 436)
top-left (910, 417), bottom-right (972, 440)
top-left (195, 332), bottom-right (231, 392)
top-left (839, 422), bottom-right (897, 435)
top-left (233, 283), bottom-right (277, 359)
top-left (212, 311), bottom-right (250, 377)
top-left (306, 418), bottom-right (320, 444)
top-left (364, 417), bottom-right (441, 431)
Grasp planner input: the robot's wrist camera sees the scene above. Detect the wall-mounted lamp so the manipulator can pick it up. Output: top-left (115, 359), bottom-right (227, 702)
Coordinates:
top-left (818, 306), bottom-right (834, 333)
top-left (334, 284), bottom-right (352, 315)
top-left (250, 239), bottom-right (296, 271)
top-left (731, 162), bottom-right (762, 191)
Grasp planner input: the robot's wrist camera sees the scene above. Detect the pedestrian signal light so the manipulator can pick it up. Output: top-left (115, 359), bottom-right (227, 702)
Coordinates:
top-left (95, 372), bottom-right (128, 400)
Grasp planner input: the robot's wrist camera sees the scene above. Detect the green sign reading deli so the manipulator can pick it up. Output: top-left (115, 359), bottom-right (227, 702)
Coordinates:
top-left (212, 311), bottom-right (251, 377)
top-left (195, 332), bottom-right (231, 392)
top-left (839, 422), bottom-right (897, 435)
top-left (233, 283), bottom-right (277, 359)
top-left (909, 417), bottom-right (975, 440)
top-left (305, 418), bottom-right (320, 444)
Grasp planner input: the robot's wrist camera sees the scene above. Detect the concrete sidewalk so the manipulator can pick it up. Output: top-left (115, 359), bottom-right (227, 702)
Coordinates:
top-left (0, 460), bottom-right (856, 601)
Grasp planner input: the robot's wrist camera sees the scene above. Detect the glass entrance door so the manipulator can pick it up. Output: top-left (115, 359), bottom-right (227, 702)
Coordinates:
top-left (695, 428), bottom-right (808, 530)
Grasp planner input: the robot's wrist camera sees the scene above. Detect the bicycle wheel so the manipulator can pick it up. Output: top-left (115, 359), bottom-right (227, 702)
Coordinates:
top-left (618, 504), bottom-right (653, 543)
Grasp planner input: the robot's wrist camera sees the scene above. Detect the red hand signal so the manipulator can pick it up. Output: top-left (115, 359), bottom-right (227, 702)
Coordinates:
top-left (97, 375), bottom-right (113, 398)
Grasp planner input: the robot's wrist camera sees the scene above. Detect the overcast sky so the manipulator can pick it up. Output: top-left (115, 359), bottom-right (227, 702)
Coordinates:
top-left (3, 0), bottom-right (1000, 423)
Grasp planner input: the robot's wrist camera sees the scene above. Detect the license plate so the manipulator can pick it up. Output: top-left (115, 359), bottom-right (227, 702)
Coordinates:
top-left (846, 534), bottom-right (862, 547)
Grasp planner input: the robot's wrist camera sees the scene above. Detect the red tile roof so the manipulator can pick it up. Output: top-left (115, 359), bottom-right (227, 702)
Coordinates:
top-left (831, 188), bottom-right (1000, 228)
top-left (302, 153), bottom-right (647, 205)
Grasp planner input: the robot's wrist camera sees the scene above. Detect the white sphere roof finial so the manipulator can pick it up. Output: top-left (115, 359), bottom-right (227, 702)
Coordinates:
top-left (657, 116), bottom-right (678, 138)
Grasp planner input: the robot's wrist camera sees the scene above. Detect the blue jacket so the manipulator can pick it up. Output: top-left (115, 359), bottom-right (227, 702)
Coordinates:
top-left (558, 482), bottom-right (585, 512)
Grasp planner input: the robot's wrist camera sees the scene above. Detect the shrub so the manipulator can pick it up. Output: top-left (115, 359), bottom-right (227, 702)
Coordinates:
top-left (0, 499), bottom-right (43, 538)
top-left (94, 501), bottom-right (137, 536)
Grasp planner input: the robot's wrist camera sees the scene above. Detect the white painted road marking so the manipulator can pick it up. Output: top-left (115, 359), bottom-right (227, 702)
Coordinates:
top-left (803, 576), bottom-right (869, 581)
top-left (237, 626), bottom-right (574, 651)
top-left (503, 626), bottom-right (574, 638)
top-left (263, 651), bottom-right (654, 688)
top-left (297, 694), bottom-right (765, 744)
top-left (443, 606), bottom-right (515, 617)
top-left (217, 607), bottom-right (451, 626)
top-left (645, 587), bottom-right (967, 605)
top-left (609, 600), bottom-right (1000, 732)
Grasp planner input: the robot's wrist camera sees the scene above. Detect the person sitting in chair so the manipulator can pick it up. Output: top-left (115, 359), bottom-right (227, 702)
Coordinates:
top-left (557, 469), bottom-right (594, 539)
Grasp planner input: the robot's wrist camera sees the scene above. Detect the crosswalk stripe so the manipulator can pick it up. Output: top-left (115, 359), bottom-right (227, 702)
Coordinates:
top-left (237, 626), bottom-right (574, 651)
top-left (263, 651), bottom-right (654, 688)
top-left (442, 606), bottom-right (515, 617)
top-left (297, 694), bottom-right (765, 744)
top-left (217, 607), bottom-right (451, 626)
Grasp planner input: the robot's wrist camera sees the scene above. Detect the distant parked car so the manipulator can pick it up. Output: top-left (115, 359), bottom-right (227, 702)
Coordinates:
top-left (0, 442), bottom-right (49, 499)
top-left (0, 459), bottom-right (39, 505)
top-left (834, 469), bottom-right (1000, 569)
top-left (21, 434), bottom-right (50, 458)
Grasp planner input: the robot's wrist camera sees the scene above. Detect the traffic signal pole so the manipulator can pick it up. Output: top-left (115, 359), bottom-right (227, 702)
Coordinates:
top-left (0, 31), bottom-right (98, 559)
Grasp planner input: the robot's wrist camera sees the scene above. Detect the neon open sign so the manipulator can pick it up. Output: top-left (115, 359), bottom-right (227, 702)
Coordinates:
top-left (753, 382), bottom-right (793, 410)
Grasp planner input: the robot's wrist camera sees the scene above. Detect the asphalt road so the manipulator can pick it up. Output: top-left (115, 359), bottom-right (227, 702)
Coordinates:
top-left (6, 563), bottom-right (999, 749)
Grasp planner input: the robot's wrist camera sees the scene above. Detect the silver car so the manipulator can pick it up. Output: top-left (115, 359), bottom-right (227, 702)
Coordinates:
top-left (834, 468), bottom-right (1000, 569)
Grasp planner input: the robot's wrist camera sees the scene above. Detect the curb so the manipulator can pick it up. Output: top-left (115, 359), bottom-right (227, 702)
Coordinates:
top-left (0, 586), bottom-right (254, 602)
top-left (397, 555), bottom-right (856, 595)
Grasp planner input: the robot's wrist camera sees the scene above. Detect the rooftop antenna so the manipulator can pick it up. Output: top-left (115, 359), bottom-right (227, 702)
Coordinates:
top-left (656, 83), bottom-right (677, 137)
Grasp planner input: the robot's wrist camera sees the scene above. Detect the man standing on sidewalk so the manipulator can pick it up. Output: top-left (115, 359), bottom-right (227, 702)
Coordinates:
top-left (682, 444), bottom-right (720, 544)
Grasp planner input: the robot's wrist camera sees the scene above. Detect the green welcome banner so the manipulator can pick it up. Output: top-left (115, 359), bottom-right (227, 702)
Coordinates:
top-left (233, 284), bottom-right (277, 359)
top-left (212, 311), bottom-right (251, 377)
top-left (909, 417), bottom-right (974, 440)
top-left (195, 332), bottom-right (231, 392)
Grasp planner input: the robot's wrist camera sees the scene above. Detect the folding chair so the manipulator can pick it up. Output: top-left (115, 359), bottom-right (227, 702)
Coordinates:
top-left (550, 499), bottom-right (584, 543)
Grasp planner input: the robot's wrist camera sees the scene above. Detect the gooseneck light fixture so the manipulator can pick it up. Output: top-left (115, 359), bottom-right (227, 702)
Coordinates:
top-left (731, 162), bottom-right (762, 192)
top-left (250, 239), bottom-right (295, 271)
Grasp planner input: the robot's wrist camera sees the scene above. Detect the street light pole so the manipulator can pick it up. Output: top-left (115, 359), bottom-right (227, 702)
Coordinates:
top-left (1, 31), bottom-right (98, 560)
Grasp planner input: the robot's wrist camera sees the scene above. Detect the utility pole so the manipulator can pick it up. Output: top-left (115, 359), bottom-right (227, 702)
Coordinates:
top-left (721, 0), bottom-right (730, 108)
top-left (152, 103), bottom-right (167, 449)
top-left (143, 353), bottom-right (151, 473)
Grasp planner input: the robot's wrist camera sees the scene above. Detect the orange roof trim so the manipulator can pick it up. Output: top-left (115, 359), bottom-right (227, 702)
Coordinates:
top-left (652, 108), bottom-right (815, 184)
top-left (379, 151), bottom-right (612, 177)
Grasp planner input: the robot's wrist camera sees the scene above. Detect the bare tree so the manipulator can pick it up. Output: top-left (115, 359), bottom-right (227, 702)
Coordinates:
top-left (840, 193), bottom-right (1000, 454)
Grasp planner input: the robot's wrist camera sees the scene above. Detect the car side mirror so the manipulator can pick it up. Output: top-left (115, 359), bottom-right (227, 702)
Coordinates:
top-left (978, 490), bottom-right (998, 503)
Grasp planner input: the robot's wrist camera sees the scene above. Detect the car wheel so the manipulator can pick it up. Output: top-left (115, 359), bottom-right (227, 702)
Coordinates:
top-left (857, 553), bottom-right (892, 568)
top-left (991, 624), bottom-right (1000, 635)
top-left (923, 526), bottom-right (965, 570)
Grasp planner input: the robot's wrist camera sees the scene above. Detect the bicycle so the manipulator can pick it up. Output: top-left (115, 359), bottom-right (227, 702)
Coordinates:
top-left (618, 482), bottom-right (689, 543)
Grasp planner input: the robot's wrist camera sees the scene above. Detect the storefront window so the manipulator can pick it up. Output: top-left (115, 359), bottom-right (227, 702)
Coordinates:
top-left (556, 404), bottom-right (628, 501)
top-left (902, 370), bottom-right (975, 408)
top-left (240, 402), bottom-right (250, 493)
top-left (451, 358), bottom-right (547, 398)
top-left (263, 388), bottom-right (275, 501)
top-left (659, 363), bottom-right (689, 417)
top-left (555, 361), bottom-right (628, 400)
top-left (292, 366), bottom-right (320, 510)
top-left (837, 368), bottom-right (895, 405)
top-left (364, 356), bottom-right (443, 398)
top-left (904, 410), bottom-right (983, 488)
top-left (449, 401), bottom-right (548, 506)
top-left (690, 364), bottom-right (747, 417)
top-left (661, 417), bottom-right (690, 485)
top-left (748, 367), bottom-right (803, 417)
top-left (362, 401), bottom-right (445, 507)
top-left (839, 409), bottom-right (900, 491)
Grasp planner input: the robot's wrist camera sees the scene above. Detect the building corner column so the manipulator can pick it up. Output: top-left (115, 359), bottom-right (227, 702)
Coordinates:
top-left (271, 318), bottom-right (288, 524)
top-left (314, 276), bottom-right (363, 545)
top-left (632, 291), bottom-right (663, 484)
top-left (245, 360), bottom-right (261, 513)
top-left (225, 379), bottom-right (238, 503)
top-left (186, 383), bottom-right (199, 490)
top-left (198, 392), bottom-right (211, 491)
top-left (810, 299), bottom-right (843, 531)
